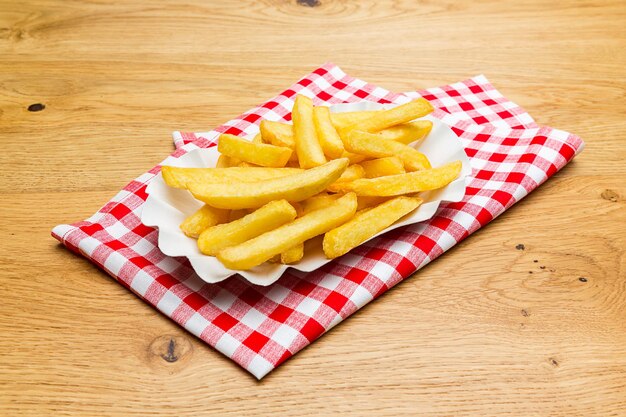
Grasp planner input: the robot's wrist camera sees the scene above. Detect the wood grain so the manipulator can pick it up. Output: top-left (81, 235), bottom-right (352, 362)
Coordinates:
top-left (1, 0), bottom-right (625, 415)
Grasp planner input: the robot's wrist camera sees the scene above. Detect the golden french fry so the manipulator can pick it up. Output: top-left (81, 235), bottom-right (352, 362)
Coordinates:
top-left (339, 99), bottom-right (434, 138)
top-left (290, 201), bottom-right (304, 217)
top-left (216, 155), bottom-right (233, 167)
top-left (345, 130), bottom-right (431, 171)
top-left (252, 133), bottom-right (264, 144)
top-left (280, 244), bottom-right (304, 264)
top-left (341, 151), bottom-right (369, 164)
top-left (361, 157), bottom-right (406, 178)
top-left (218, 133), bottom-right (292, 168)
top-left (161, 166), bottom-right (302, 189)
top-left (330, 110), bottom-right (379, 130)
top-left (260, 120), bottom-right (295, 149)
top-left (180, 205), bottom-right (230, 238)
top-left (198, 200), bottom-right (297, 256)
top-left (301, 193), bottom-right (342, 214)
top-left (336, 164), bottom-right (365, 183)
top-left (292, 95), bottom-right (327, 168)
top-left (217, 193), bottom-right (357, 270)
top-left (228, 209), bottom-right (249, 222)
top-left (328, 160), bottom-right (462, 196)
top-left (269, 254), bottom-right (281, 263)
top-left (377, 120), bottom-right (433, 145)
top-left (356, 196), bottom-right (390, 210)
top-left (188, 158), bottom-right (349, 209)
top-left (313, 106), bottom-right (345, 159)
top-left (323, 197), bottom-right (423, 258)
top-left (215, 155), bottom-right (238, 168)
top-left (259, 121), bottom-right (298, 162)
top-left (237, 161), bottom-right (260, 167)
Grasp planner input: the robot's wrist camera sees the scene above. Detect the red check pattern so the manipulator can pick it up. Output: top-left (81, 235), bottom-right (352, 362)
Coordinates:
top-left (53, 63), bottom-right (584, 379)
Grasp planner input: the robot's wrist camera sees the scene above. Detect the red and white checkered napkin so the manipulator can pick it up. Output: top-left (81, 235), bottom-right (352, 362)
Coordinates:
top-left (52, 63), bottom-right (584, 379)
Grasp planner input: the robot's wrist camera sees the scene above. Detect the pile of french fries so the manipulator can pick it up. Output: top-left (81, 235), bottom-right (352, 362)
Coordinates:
top-left (161, 95), bottom-right (462, 270)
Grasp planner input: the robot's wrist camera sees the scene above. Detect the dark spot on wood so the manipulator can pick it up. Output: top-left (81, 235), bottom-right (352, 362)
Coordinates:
top-left (549, 358), bottom-right (559, 367)
top-left (161, 339), bottom-right (179, 363)
top-left (516, 244), bottom-right (525, 250)
top-left (521, 309), bottom-right (530, 317)
top-left (579, 277), bottom-right (587, 282)
top-left (533, 260), bottom-right (538, 263)
top-left (148, 335), bottom-right (193, 368)
top-left (600, 189), bottom-right (619, 202)
top-left (528, 271), bottom-right (533, 274)
top-left (28, 103), bottom-right (45, 112)
top-left (297, 0), bottom-right (320, 7)
top-left (540, 266), bottom-right (546, 269)
top-left (5, 27), bottom-right (25, 42)
top-left (550, 269), bottom-right (555, 272)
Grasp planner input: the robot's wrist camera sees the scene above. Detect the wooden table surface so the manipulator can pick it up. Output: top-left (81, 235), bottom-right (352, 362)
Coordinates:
top-left (1, 0), bottom-right (625, 415)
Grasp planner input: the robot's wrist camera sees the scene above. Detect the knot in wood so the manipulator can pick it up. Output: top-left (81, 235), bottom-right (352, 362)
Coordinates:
top-left (149, 335), bottom-right (193, 365)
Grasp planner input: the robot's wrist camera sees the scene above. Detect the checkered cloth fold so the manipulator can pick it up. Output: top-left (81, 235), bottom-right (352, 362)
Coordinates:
top-left (53, 63), bottom-right (583, 379)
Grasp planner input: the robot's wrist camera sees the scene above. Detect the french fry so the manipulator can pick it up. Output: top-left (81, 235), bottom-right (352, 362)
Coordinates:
top-left (197, 200), bottom-right (297, 256)
top-left (217, 193), bottom-right (357, 270)
top-left (260, 120), bottom-right (295, 149)
top-left (361, 157), bottom-right (405, 178)
top-left (280, 244), bottom-right (304, 264)
top-left (338, 99), bottom-right (433, 138)
top-left (301, 193), bottom-right (342, 214)
top-left (269, 254), bottom-right (281, 263)
top-left (336, 164), bottom-right (365, 183)
top-left (228, 209), bottom-right (249, 222)
top-left (313, 106), bottom-right (345, 159)
top-left (377, 120), bottom-right (433, 145)
top-left (180, 205), bottom-right (230, 238)
top-left (292, 95), bottom-right (327, 168)
top-left (237, 161), bottom-right (259, 167)
top-left (290, 201), bottom-right (304, 217)
top-left (215, 155), bottom-right (237, 168)
top-left (356, 196), bottom-right (390, 210)
top-left (161, 166), bottom-right (302, 189)
top-left (216, 155), bottom-right (232, 167)
top-left (323, 197), bottom-right (423, 258)
top-left (341, 151), bottom-right (369, 164)
top-left (188, 158), bottom-right (349, 209)
top-left (345, 130), bottom-right (431, 171)
top-left (252, 133), bottom-right (264, 144)
top-left (328, 160), bottom-right (462, 196)
top-left (330, 110), bottom-right (379, 130)
top-left (218, 133), bottom-right (292, 168)
top-left (259, 121), bottom-right (298, 162)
